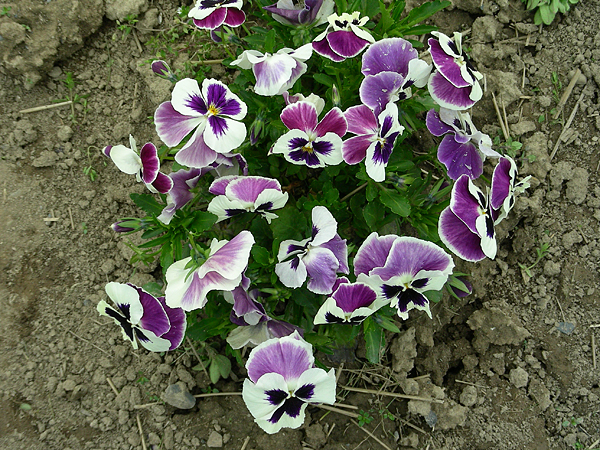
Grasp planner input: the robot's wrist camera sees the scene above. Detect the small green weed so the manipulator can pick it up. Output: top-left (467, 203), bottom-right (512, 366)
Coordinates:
top-left (116, 14), bottom-right (138, 40)
top-left (136, 371), bottom-right (150, 385)
top-left (519, 242), bottom-right (550, 277)
top-left (81, 222), bottom-right (88, 234)
top-left (522, 0), bottom-right (579, 25)
top-left (59, 72), bottom-right (89, 124)
top-left (0, 6), bottom-right (11, 16)
top-left (493, 134), bottom-right (523, 158)
top-left (551, 71), bottom-right (562, 104)
top-left (357, 409), bottom-right (374, 426)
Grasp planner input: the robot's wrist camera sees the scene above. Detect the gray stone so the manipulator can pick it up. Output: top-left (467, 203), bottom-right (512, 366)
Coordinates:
top-left (459, 385), bottom-right (478, 407)
top-left (509, 367), bottom-right (529, 388)
top-left (162, 382), bottom-right (196, 409)
top-left (510, 121), bottom-right (537, 136)
top-left (32, 151), bottom-right (58, 168)
top-left (206, 431), bottom-right (223, 448)
top-left (106, 0), bottom-right (148, 21)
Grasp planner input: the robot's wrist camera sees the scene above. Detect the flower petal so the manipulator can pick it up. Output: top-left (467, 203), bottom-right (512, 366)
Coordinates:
top-left (312, 37), bottom-right (346, 62)
top-left (426, 108), bottom-right (453, 137)
top-left (281, 101), bottom-right (318, 133)
top-left (275, 256), bottom-right (308, 289)
top-left (139, 142), bottom-right (160, 184)
top-left (174, 127), bottom-right (219, 168)
top-left (361, 37), bottom-right (417, 77)
top-left (252, 55), bottom-right (296, 96)
top-left (304, 247), bottom-right (339, 294)
top-left (150, 171), bottom-right (174, 194)
top-left (342, 134), bottom-right (371, 164)
top-left (131, 284), bottom-right (170, 337)
top-left (105, 282), bottom-right (143, 325)
top-left (192, 8), bottom-right (227, 30)
top-left (204, 115), bottom-right (247, 153)
top-left (437, 135), bottom-right (483, 180)
top-left (223, 7), bottom-right (246, 27)
top-left (226, 176), bottom-right (282, 204)
top-left (429, 38), bottom-right (470, 88)
top-left (326, 30), bottom-right (370, 58)
top-left (428, 71), bottom-right (478, 110)
top-left (157, 296), bottom-right (187, 350)
top-left (311, 206), bottom-right (338, 246)
top-left (438, 207), bottom-right (486, 262)
top-left (171, 78), bottom-right (208, 117)
top-left (134, 328), bottom-right (172, 352)
top-left (344, 104), bottom-right (378, 136)
top-left (359, 71), bottom-right (406, 115)
top-left (155, 101), bottom-right (204, 147)
top-left (198, 230), bottom-right (254, 280)
top-left (109, 144), bottom-right (142, 175)
top-left (354, 232), bottom-right (398, 276)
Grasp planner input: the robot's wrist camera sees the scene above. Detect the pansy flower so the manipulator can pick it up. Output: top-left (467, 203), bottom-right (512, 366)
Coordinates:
top-left (354, 234), bottom-right (454, 320)
top-left (97, 282), bottom-right (186, 352)
top-left (188, 0), bottom-right (246, 30)
top-left (242, 332), bottom-right (336, 434)
top-left (275, 206), bottom-right (348, 294)
top-left (490, 156), bottom-right (531, 223)
top-left (314, 277), bottom-right (381, 325)
top-left (103, 135), bottom-right (173, 194)
top-left (264, 0), bottom-right (334, 26)
top-left (165, 230), bottom-right (254, 311)
top-left (359, 37), bottom-right (432, 114)
top-left (155, 78), bottom-right (247, 169)
top-left (438, 174), bottom-right (498, 262)
top-left (428, 31), bottom-right (483, 110)
top-left (342, 102), bottom-right (404, 182)
top-left (207, 175), bottom-right (289, 223)
top-left (426, 108), bottom-right (500, 180)
top-left (271, 101), bottom-right (347, 168)
top-left (282, 91), bottom-right (325, 115)
top-left (225, 280), bottom-right (302, 349)
top-left (231, 44), bottom-right (313, 96)
top-left (312, 12), bottom-right (375, 62)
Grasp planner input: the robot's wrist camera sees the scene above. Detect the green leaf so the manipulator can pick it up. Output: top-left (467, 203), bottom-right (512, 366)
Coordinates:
top-left (379, 190), bottom-right (411, 217)
top-left (264, 29), bottom-right (276, 53)
top-left (189, 211), bottom-right (217, 233)
top-left (363, 200), bottom-right (385, 231)
top-left (142, 282), bottom-right (163, 297)
top-left (313, 73), bottom-right (335, 88)
top-left (213, 354), bottom-right (231, 379)
top-left (363, 317), bottom-right (385, 364)
top-left (366, 181), bottom-right (378, 202)
top-left (251, 245), bottom-right (271, 266)
top-left (374, 315), bottom-right (401, 333)
top-left (131, 193), bottom-right (163, 216)
top-left (538, 5), bottom-right (555, 24)
top-left (424, 289), bottom-right (444, 304)
top-left (399, 0), bottom-right (451, 29)
top-left (209, 359), bottom-right (221, 384)
top-left (270, 205), bottom-right (308, 241)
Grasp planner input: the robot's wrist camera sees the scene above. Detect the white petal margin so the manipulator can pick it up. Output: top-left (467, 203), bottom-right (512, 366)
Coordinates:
top-left (311, 206), bottom-right (338, 246)
top-left (314, 296), bottom-right (343, 324)
top-left (105, 282), bottom-right (143, 325)
top-left (109, 144), bottom-right (142, 175)
top-left (96, 300), bottom-right (139, 349)
top-left (171, 78), bottom-right (206, 117)
top-left (207, 196), bottom-right (247, 222)
top-left (164, 257), bottom-right (195, 309)
top-left (295, 367), bottom-right (336, 404)
top-left (203, 116), bottom-right (247, 154)
top-left (136, 329), bottom-right (172, 352)
top-left (243, 372), bottom-right (291, 432)
top-left (275, 256), bottom-right (308, 289)
top-left (253, 53), bottom-right (297, 96)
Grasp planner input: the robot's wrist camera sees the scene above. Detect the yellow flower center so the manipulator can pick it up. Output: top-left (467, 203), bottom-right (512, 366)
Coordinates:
top-left (208, 104), bottom-right (220, 116)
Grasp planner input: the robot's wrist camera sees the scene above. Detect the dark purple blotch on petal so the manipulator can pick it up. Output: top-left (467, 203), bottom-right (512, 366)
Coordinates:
top-left (269, 397), bottom-right (305, 423)
top-left (185, 93), bottom-right (208, 115)
top-left (105, 306), bottom-right (135, 341)
top-left (396, 289), bottom-right (428, 313)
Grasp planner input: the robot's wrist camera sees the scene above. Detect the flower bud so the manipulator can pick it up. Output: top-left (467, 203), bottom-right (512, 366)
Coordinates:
top-left (249, 112), bottom-right (266, 145)
top-left (111, 219), bottom-right (140, 233)
top-left (151, 60), bottom-right (178, 83)
top-left (332, 84), bottom-right (341, 108)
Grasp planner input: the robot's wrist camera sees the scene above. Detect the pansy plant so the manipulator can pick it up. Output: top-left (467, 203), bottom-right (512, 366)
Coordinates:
top-left (97, 282), bottom-right (186, 352)
top-left (354, 234), bottom-right (454, 320)
top-left (103, 135), bottom-right (173, 194)
top-left (188, 0), bottom-right (246, 30)
top-left (242, 332), bottom-right (336, 434)
top-left (490, 156), bottom-right (531, 223)
top-left (312, 12), bottom-right (375, 62)
top-left (231, 44), bottom-right (313, 96)
top-left (426, 108), bottom-right (500, 180)
top-left (207, 175), bottom-right (289, 223)
top-left (342, 102), bottom-right (404, 182)
top-left (155, 78), bottom-right (247, 169)
top-left (270, 100), bottom-right (347, 168)
top-left (275, 206), bottom-right (348, 294)
top-left (165, 230), bottom-right (254, 311)
top-left (313, 277), bottom-right (382, 325)
top-left (427, 31), bottom-right (483, 110)
top-left (263, 0), bottom-right (335, 27)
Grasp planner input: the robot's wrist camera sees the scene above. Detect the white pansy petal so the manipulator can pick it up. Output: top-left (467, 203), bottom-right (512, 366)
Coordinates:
top-left (109, 145), bottom-right (142, 175)
top-left (311, 206), bottom-right (338, 246)
top-left (171, 78), bottom-right (207, 117)
top-left (105, 282), bottom-right (143, 325)
top-left (275, 258), bottom-right (308, 289)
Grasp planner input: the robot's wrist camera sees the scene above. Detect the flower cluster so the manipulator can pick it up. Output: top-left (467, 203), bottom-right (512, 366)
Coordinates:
top-left (96, 0), bottom-right (535, 436)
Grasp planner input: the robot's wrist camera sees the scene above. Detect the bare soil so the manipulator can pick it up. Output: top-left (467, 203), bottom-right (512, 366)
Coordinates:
top-left (1, 0), bottom-right (599, 449)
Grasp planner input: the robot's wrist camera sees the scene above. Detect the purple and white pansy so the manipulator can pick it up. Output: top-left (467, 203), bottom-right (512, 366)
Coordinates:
top-left (490, 156), bottom-right (531, 223)
top-left (426, 108), bottom-right (500, 180)
top-left (342, 102), bottom-right (404, 182)
top-left (312, 12), bottom-right (374, 62)
top-left (427, 31), bottom-right (483, 110)
top-left (97, 282), bottom-right (186, 352)
top-left (314, 277), bottom-right (381, 325)
top-left (359, 37), bottom-right (431, 114)
top-left (165, 230), bottom-right (254, 311)
top-left (103, 135), bottom-right (173, 194)
top-left (231, 44), bottom-right (313, 96)
top-left (207, 175), bottom-right (289, 223)
top-left (275, 206), bottom-right (348, 295)
top-left (155, 78), bottom-right (247, 169)
top-left (225, 279), bottom-right (302, 349)
top-left (263, 0), bottom-right (334, 27)
top-left (188, 0), bottom-right (246, 30)
top-left (438, 174), bottom-right (498, 262)
top-left (242, 332), bottom-right (336, 434)
top-left (270, 101), bottom-right (347, 168)
top-left (354, 233), bottom-right (454, 320)
top-left (282, 91), bottom-right (325, 115)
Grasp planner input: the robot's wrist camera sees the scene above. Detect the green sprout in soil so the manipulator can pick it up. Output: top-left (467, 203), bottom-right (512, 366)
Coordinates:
top-left (59, 72), bottom-right (89, 124)
top-left (116, 14), bottom-right (138, 41)
top-left (519, 242), bottom-right (551, 277)
top-left (0, 6), bottom-right (11, 16)
top-left (493, 133), bottom-right (523, 158)
top-left (522, 0), bottom-right (579, 25)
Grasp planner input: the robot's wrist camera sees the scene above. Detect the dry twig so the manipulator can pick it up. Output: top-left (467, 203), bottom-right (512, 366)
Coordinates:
top-left (553, 68), bottom-right (580, 120)
top-left (240, 436), bottom-right (250, 450)
top-left (106, 377), bottom-right (120, 396)
top-left (349, 419), bottom-right (393, 450)
top-left (19, 100), bottom-right (73, 114)
top-left (341, 385), bottom-right (444, 404)
top-left (491, 92), bottom-right (509, 140)
top-left (136, 413), bottom-right (147, 450)
top-left (550, 87), bottom-right (586, 160)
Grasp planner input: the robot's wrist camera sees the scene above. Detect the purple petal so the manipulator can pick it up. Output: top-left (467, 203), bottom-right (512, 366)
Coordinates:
top-left (209, 175), bottom-right (238, 196)
top-left (131, 284), bottom-right (171, 337)
top-left (344, 104), bottom-right (378, 135)
top-left (151, 171), bottom-right (174, 194)
top-left (227, 176), bottom-right (282, 203)
top-left (140, 142), bottom-right (160, 184)
top-left (263, 3), bottom-right (303, 24)
top-left (157, 296), bottom-right (187, 350)
top-left (198, 230), bottom-right (254, 280)
top-left (332, 282), bottom-right (377, 313)
top-left (193, 8), bottom-right (227, 30)
top-left (450, 175), bottom-right (484, 234)
top-left (169, 168), bottom-right (204, 207)
top-left (361, 37), bottom-right (417, 77)
top-left (342, 135), bottom-right (371, 164)
top-left (281, 101), bottom-right (318, 134)
top-left (312, 37), bottom-right (346, 62)
top-left (429, 38), bottom-right (470, 88)
top-left (428, 71), bottom-right (478, 111)
top-left (370, 237), bottom-right (453, 281)
top-left (426, 109), bottom-right (453, 137)
top-left (304, 247), bottom-right (340, 294)
top-left (205, 81), bottom-right (243, 117)
top-left (490, 157), bottom-right (513, 210)
top-left (155, 101), bottom-right (203, 147)
top-left (354, 232), bottom-right (398, 276)
top-left (103, 145), bottom-right (112, 157)
top-left (223, 7), bottom-right (246, 27)
top-left (231, 287), bottom-right (266, 325)
top-left (359, 72), bottom-right (406, 114)
top-left (327, 30), bottom-right (370, 58)
top-left (174, 128), bottom-right (219, 169)
top-left (266, 319), bottom-right (303, 339)
top-left (252, 56), bottom-right (296, 96)
top-left (437, 135), bottom-right (483, 180)
top-left (438, 207), bottom-right (486, 262)
top-left (246, 334), bottom-right (314, 383)
top-left (320, 234), bottom-right (349, 274)
top-left (394, 289), bottom-right (428, 314)
top-left (315, 107), bottom-right (347, 138)
top-left (179, 270), bottom-right (230, 310)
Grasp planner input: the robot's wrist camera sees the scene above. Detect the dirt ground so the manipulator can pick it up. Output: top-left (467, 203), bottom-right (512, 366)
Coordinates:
top-left (1, 0), bottom-right (600, 449)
